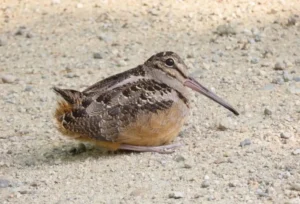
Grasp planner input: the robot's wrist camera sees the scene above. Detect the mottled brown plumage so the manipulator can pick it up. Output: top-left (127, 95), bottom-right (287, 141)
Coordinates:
top-left (53, 51), bottom-right (239, 153)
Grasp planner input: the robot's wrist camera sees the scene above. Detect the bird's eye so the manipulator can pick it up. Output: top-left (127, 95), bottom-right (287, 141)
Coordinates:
top-left (165, 58), bottom-right (174, 67)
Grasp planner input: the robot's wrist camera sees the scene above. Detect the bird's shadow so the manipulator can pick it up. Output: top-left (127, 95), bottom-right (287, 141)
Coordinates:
top-left (22, 142), bottom-right (140, 167)
top-left (18, 128), bottom-right (192, 167)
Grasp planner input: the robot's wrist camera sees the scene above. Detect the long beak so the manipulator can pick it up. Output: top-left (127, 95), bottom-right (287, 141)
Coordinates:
top-left (184, 77), bottom-right (239, 116)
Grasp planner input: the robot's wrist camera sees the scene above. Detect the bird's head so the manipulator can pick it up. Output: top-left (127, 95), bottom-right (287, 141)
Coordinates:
top-left (145, 51), bottom-right (239, 115)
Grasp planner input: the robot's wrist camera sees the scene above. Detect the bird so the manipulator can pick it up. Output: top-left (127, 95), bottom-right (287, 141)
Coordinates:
top-left (53, 51), bottom-right (239, 153)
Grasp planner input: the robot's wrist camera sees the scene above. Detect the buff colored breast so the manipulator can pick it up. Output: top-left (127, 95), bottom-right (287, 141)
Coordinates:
top-left (117, 101), bottom-right (189, 146)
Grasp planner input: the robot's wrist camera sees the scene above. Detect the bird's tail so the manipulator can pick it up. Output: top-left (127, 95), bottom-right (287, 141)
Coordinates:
top-left (52, 87), bottom-right (83, 124)
top-left (52, 87), bottom-right (83, 105)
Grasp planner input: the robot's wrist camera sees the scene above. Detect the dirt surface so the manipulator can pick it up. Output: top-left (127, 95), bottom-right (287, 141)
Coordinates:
top-left (1, 0), bottom-right (300, 203)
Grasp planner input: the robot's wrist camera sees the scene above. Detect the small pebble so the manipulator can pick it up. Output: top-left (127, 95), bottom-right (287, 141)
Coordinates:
top-left (241, 29), bottom-right (252, 36)
top-left (264, 108), bottom-right (272, 116)
top-left (15, 27), bottom-right (25, 36)
top-left (248, 38), bottom-right (255, 44)
top-left (295, 59), bottom-right (300, 66)
top-left (98, 34), bottom-right (111, 42)
top-left (283, 71), bottom-right (292, 82)
top-left (263, 49), bottom-right (273, 58)
top-left (93, 52), bottom-right (103, 59)
top-left (169, 192), bottom-right (184, 199)
top-left (262, 84), bottom-right (275, 91)
top-left (174, 155), bottom-right (185, 162)
top-left (117, 60), bottom-right (127, 67)
top-left (228, 181), bottom-right (237, 187)
top-left (30, 182), bottom-right (38, 187)
top-left (202, 63), bottom-right (210, 70)
top-left (19, 190), bottom-right (29, 195)
top-left (288, 86), bottom-right (300, 94)
top-left (274, 62), bottom-right (286, 70)
top-left (148, 8), bottom-right (159, 16)
top-left (183, 163), bottom-right (192, 169)
top-left (0, 38), bottom-right (5, 46)
top-left (272, 77), bottom-right (284, 85)
top-left (217, 123), bottom-right (228, 131)
top-left (215, 24), bottom-right (237, 36)
top-left (290, 183), bottom-right (300, 191)
top-left (279, 171), bottom-right (291, 179)
top-left (284, 60), bottom-right (293, 68)
top-left (212, 56), bottom-right (219, 63)
top-left (1, 74), bottom-right (17, 84)
top-left (280, 132), bottom-right (293, 139)
top-left (254, 35), bottom-right (262, 42)
top-left (293, 76), bottom-right (300, 82)
top-left (240, 139), bottom-right (251, 147)
top-left (24, 85), bottom-right (33, 92)
top-left (201, 180), bottom-right (210, 188)
top-left (287, 16), bottom-right (297, 26)
top-left (25, 159), bottom-right (36, 166)
top-left (0, 179), bottom-right (10, 188)
top-left (186, 53), bottom-right (194, 58)
top-left (26, 33), bottom-right (33, 38)
top-left (217, 118), bottom-right (235, 131)
top-left (65, 73), bottom-right (79, 78)
top-left (250, 57), bottom-right (259, 64)
top-left (207, 196), bottom-right (215, 201)
top-left (130, 188), bottom-right (147, 197)
top-left (251, 27), bottom-right (260, 35)
top-left (256, 189), bottom-right (269, 197)
top-left (292, 149), bottom-right (300, 155)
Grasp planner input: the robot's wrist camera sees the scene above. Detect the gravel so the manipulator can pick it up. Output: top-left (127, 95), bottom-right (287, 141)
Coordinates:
top-left (264, 108), bottom-right (272, 116)
top-left (93, 52), bottom-right (103, 59)
top-left (280, 132), bottom-right (293, 139)
top-left (0, 179), bottom-right (10, 188)
top-left (272, 77), bottom-right (284, 85)
top-left (290, 183), bottom-right (300, 191)
top-left (287, 16), bottom-right (297, 26)
top-left (292, 149), bottom-right (300, 155)
top-left (215, 24), bottom-right (237, 36)
top-left (174, 155), bottom-right (185, 162)
top-left (1, 1), bottom-right (299, 203)
top-left (169, 192), bottom-right (184, 199)
top-left (15, 27), bottom-right (25, 36)
top-left (0, 38), bottom-right (5, 46)
top-left (293, 76), bottom-right (300, 82)
top-left (1, 74), bottom-right (17, 84)
top-left (201, 180), bottom-right (210, 188)
top-left (250, 57), bottom-right (259, 64)
top-left (240, 139), bottom-right (251, 147)
top-left (274, 62), bottom-right (287, 70)
top-left (283, 71), bottom-right (292, 82)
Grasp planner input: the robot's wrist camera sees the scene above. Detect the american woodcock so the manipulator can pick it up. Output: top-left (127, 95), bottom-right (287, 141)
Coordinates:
top-left (53, 51), bottom-right (239, 153)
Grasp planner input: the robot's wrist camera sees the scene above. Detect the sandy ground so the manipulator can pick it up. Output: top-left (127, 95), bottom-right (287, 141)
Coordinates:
top-left (1, 0), bottom-right (300, 203)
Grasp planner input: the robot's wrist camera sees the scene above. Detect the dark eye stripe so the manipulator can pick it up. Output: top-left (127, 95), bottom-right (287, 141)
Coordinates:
top-left (153, 63), bottom-right (186, 79)
top-left (175, 67), bottom-right (186, 78)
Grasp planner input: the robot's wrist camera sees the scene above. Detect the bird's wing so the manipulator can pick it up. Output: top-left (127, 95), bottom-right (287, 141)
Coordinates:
top-left (63, 79), bottom-right (183, 142)
top-left (82, 65), bottom-right (146, 95)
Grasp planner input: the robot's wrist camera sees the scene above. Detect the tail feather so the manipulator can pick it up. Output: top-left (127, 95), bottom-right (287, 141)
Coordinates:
top-left (52, 87), bottom-right (83, 104)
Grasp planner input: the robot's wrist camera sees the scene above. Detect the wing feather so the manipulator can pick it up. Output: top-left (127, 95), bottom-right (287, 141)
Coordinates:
top-left (63, 79), bottom-right (181, 141)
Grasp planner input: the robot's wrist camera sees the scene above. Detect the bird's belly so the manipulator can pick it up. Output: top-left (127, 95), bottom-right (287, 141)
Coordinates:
top-left (117, 102), bottom-right (189, 146)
